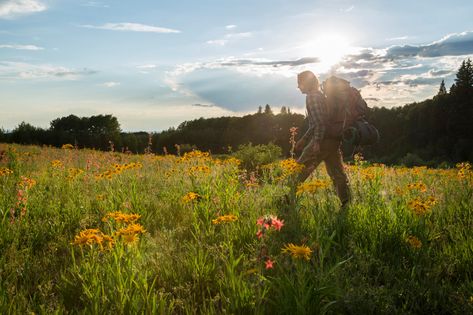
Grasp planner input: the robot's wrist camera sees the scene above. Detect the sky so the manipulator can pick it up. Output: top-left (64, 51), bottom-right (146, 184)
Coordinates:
top-left (1, 0), bottom-right (473, 132)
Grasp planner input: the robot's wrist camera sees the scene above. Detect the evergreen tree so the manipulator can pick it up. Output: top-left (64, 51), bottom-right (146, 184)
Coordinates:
top-left (264, 104), bottom-right (273, 115)
top-left (280, 106), bottom-right (288, 115)
top-left (452, 58), bottom-right (473, 93)
top-left (437, 79), bottom-right (447, 96)
top-left (257, 106), bottom-right (262, 114)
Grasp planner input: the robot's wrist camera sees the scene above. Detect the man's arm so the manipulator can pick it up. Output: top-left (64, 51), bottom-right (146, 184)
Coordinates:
top-left (307, 94), bottom-right (327, 142)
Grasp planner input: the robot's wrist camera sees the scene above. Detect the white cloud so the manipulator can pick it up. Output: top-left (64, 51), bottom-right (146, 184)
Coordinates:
top-left (206, 32), bottom-right (252, 46)
top-left (80, 22), bottom-right (181, 34)
top-left (206, 39), bottom-right (228, 46)
top-left (225, 24), bottom-right (237, 30)
top-left (0, 61), bottom-right (96, 80)
top-left (386, 36), bottom-right (409, 41)
top-left (136, 64), bottom-right (157, 69)
top-left (0, 0), bottom-right (46, 19)
top-left (0, 44), bottom-right (44, 50)
top-left (101, 81), bottom-right (120, 88)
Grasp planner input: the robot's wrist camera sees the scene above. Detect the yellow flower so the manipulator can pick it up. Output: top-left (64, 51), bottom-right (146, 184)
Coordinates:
top-left (456, 162), bottom-right (472, 179)
top-left (406, 235), bottom-right (422, 249)
top-left (51, 160), bottom-right (63, 168)
top-left (72, 229), bottom-right (104, 246)
top-left (67, 168), bottom-right (84, 180)
top-left (282, 243), bottom-right (313, 260)
top-left (116, 223), bottom-right (146, 236)
top-left (408, 196), bottom-right (436, 216)
top-left (0, 167), bottom-right (13, 176)
top-left (188, 165), bottom-right (211, 176)
top-left (182, 192), bottom-right (201, 203)
top-left (102, 211), bottom-right (141, 224)
top-left (296, 179), bottom-right (329, 196)
top-left (19, 176), bottom-right (36, 189)
top-left (407, 182), bottom-right (427, 193)
top-left (61, 144), bottom-right (74, 150)
top-left (121, 233), bottom-right (139, 244)
top-left (212, 214), bottom-right (238, 225)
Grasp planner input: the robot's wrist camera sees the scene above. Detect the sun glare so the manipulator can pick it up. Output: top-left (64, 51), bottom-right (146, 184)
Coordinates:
top-left (300, 32), bottom-right (355, 72)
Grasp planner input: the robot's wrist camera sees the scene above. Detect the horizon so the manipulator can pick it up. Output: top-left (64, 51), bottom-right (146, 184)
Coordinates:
top-left (1, 0), bottom-right (473, 132)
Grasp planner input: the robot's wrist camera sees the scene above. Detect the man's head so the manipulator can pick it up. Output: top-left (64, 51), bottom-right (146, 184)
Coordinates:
top-left (297, 70), bottom-right (319, 94)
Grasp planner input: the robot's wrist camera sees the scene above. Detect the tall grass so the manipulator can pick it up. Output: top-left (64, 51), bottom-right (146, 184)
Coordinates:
top-left (0, 143), bottom-right (472, 314)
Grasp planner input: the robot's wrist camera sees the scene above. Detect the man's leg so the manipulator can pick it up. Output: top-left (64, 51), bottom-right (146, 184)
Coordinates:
top-left (323, 141), bottom-right (351, 208)
top-left (297, 139), bottom-right (324, 183)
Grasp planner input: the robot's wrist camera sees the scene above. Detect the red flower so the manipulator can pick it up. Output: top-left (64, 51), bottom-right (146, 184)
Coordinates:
top-left (256, 230), bottom-right (263, 239)
top-left (265, 259), bottom-right (274, 269)
top-left (271, 218), bottom-right (284, 231)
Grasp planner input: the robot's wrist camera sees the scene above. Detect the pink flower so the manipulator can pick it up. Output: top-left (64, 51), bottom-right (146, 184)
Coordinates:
top-left (265, 259), bottom-right (274, 269)
top-left (271, 218), bottom-right (284, 231)
top-left (256, 230), bottom-right (263, 239)
top-left (256, 217), bottom-right (264, 226)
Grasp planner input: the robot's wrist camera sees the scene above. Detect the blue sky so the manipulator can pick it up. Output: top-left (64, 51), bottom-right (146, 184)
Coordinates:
top-left (1, 0), bottom-right (472, 131)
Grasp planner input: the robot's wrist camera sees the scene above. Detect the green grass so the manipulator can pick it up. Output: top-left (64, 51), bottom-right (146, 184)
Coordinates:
top-left (0, 143), bottom-right (472, 314)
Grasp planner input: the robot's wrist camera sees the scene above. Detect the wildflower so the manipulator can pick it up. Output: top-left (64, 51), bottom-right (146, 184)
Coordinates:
top-left (296, 179), bottom-right (329, 195)
top-left (278, 158), bottom-right (304, 178)
top-left (271, 218), bottom-right (284, 231)
top-left (222, 157), bottom-right (241, 166)
top-left (408, 196), bottom-right (436, 216)
top-left (360, 168), bottom-right (376, 180)
top-left (72, 229), bottom-right (104, 247)
top-left (67, 168), bottom-right (84, 180)
top-left (51, 160), bottom-right (63, 168)
top-left (256, 215), bottom-right (284, 238)
top-left (182, 192), bottom-right (201, 203)
top-left (116, 223), bottom-right (146, 236)
top-left (188, 165), bottom-right (211, 176)
top-left (121, 233), bottom-right (139, 244)
top-left (407, 182), bottom-right (427, 193)
top-left (282, 243), bottom-right (312, 260)
top-left (0, 167), bottom-right (13, 177)
top-left (102, 211), bottom-right (141, 224)
top-left (212, 214), bottom-right (238, 225)
top-left (456, 162), bottom-right (472, 179)
top-left (61, 144), bottom-right (74, 150)
top-left (406, 235), bottom-right (422, 249)
top-left (265, 259), bottom-right (274, 270)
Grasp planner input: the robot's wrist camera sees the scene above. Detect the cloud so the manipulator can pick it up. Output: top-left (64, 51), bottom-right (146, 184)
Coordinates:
top-left (385, 31), bottom-right (473, 59)
top-left (80, 23), bottom-right (181, 33)
top-left (0, 44), bottom-right (44, 50)
top-left (218, 57), bottom-right (320, 68)
top-left (136, 64), bottom-right (157, 69)
top-left (102, 81), bottom-right (120, 88)
top-left (0, 62), bottom-right (97, 80)
top-left (207, 32), bottom-right (252, 46)
top-left (0, 0), bottom-right (46, 19)
top-left (225, 24), bottom-right (237, 30)
top-left (386, 36), bottom-right (410, 41)
top-left (191, 103), bottom-right (214, 107)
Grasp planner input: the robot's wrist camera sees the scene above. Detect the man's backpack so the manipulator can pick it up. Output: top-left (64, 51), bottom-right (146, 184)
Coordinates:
top-left (321, 76), bottom-right (379, 145)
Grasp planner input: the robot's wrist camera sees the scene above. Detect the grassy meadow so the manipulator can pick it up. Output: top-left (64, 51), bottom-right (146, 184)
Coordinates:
top-left (0, 143), bottom-right (472, 314)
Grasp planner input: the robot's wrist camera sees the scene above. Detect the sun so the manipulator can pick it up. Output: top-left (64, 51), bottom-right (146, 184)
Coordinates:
top-left (299, 32), bottom-right (355, 72)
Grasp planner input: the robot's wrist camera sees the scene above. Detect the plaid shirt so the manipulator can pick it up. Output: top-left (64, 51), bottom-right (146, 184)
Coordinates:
top-left (301, 90), bottom-right (327, 143)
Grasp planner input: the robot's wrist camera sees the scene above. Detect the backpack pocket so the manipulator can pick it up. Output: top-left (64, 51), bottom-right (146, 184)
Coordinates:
top-left (342, 119), bottom-right (380, 145)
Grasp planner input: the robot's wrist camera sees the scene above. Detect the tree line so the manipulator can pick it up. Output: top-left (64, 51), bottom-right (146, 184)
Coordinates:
top-left (1, 59), bottom-right (472, 166)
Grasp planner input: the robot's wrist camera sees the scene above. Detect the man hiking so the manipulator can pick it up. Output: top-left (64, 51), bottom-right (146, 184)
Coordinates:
top-left (295, 70), bottom-right (351, 209)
